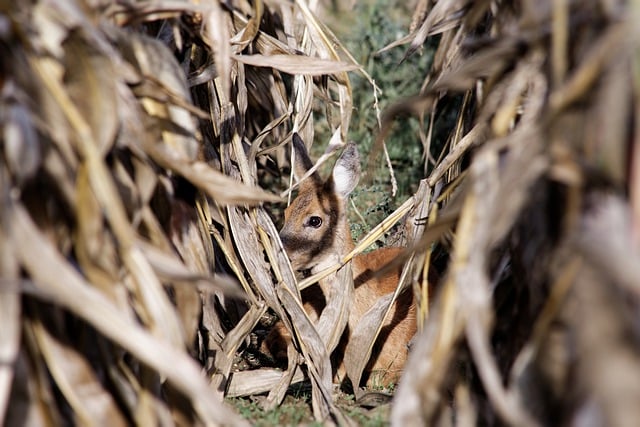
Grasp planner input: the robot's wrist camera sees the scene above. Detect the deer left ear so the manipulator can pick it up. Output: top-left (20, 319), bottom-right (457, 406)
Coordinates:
top-left (291, 133), bottom-right (313, 179)
top-left (332, 143), bottom-right (360, 198)
top-left (291, 132), bottom-right (324, 192)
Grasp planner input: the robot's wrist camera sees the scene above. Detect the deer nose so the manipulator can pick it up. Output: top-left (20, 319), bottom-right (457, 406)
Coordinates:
top-left (279, 228), bottom-right (292, 250)
top-left (279, 224), bottom-right (291, 247)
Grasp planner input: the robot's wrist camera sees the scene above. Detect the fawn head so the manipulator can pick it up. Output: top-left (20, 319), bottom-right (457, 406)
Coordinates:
top-left (280, 133), bottom-right (360, 273)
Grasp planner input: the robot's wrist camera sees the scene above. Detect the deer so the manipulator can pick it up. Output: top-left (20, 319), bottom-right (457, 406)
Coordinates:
top-left (263, 133), bottom-right (418, 388)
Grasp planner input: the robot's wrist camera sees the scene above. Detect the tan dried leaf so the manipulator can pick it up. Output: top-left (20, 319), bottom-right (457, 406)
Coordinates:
top-left (233, 53), bottom-right (359, 75)
top-left (9, 201), bottom-right (248, 426)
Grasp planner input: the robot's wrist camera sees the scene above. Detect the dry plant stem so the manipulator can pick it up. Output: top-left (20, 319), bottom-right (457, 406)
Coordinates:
top-left (391, 276), bottom-right (461, 427)
top-left (551, 0), bottom-right (569, 88)
top-left (226, 204), bottom-right (336, 411)
top-left (28, 320), bottom-right (89, 426)
top-left (466, 318), bottom-right (538, 427)
top-left (227, 207), bottom-right (286, 318)
top-left (204, 1), bottom-right (231, 101)
top-left (420, 204), bottom-right (438, 322)
top-left (256, 209), bottom-right (300, 302)
top-left (383, 141), bottom-right (398, 197)
top-left (350, 197), bottom-right (368, 227)
top-left (448, 144), bottom-right (539, 427)
top-left (394, 0), bottom-right (640, 425)
top-left (232, 53), bottom-right (359, 75)
top-left (226, 368), bottom-right (306, 398)
top-left (344, 291), bottom-right (395, 392)
top-left (632, 21), bottom-right (640, 239)
top-left (29, 316), bottom-right (127, 426)
top-left (231, 120), bottom-right (255, 186)
top-left (209, 224), bottom-right (258, 304)
top-left (576, 195), bottom-right (640, 296)
top-left (253, 210), bottom-right (320, 409)
top-left (31, 59), bottom-right (186, 347)
top-left (509, 257), bottom-right (581, 388)
top-left (254, 200), bottom-right (339, 419)
top-left (424, 103), bottom-right (437, 173)
top-left (0, 229), bottom-right (20, 423)
top-left (275, 285), bottom-right (341, 423)
top-left (549, 23), bottom-right (628, 113)
top-left (252, 112), bottom-right (291, 158)
top-left (569, 258), bottom-right (640, 426)
top-left (406, 180), bottom-right (434, 329)
top-left (453, 172), bottom-right (517, 425)
top-left (461, 252), bottom-right (536, 426)
top-left (211, 304), bottom-right (267, 399)
top-left (262, 345), bottom-right (300, 410)
top-left (9, 202), bottom-right (246, 426)
top-left (314, 264), bottom-right (354, 360)
top-left (295, 0), bottom-right (353, 136)
top-left (427, 124), bottom-right (485, 187)
top-left (2, 0), bottom-right (377, 425)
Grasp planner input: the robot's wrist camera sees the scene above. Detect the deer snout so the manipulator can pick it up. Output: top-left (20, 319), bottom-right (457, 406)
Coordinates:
top-left (279, 227), bottom-right (309, 271)
top-left (279, 227), bottom-right (293, 251)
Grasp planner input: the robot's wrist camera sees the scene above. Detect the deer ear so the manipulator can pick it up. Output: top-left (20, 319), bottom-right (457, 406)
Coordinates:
top-left (332, 143), bottom-right (360, 198)
top-left (291, 133), bottom-right (314, 180)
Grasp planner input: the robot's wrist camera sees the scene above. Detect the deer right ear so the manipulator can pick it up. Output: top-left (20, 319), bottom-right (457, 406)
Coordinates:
top-left (332, 143), bottom-right (360, 198)
top-left (291, 133), bottom-right (315, 182)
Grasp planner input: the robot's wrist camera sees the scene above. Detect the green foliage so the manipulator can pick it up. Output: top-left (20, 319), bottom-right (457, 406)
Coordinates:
top-left (321, 0), bottom-right (436, 237)
top-left (345, 0), bottom-right (432, 182)
top-left (229, 396), bottom-right (316, 427)
top-left (229, 392), bottom-right (391, 427)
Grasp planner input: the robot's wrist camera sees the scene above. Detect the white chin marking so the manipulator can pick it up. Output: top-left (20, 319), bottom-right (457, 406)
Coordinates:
top-left (311, 255), bottom-right (340, 274)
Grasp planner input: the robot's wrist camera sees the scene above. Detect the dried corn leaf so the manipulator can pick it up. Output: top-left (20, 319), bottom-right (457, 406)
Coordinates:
top-left (28, 317), bottom-right (128, 426)
top-left (275, 284), bottom-right (339, 422)
top-left (344, 292), bottom-right (394, 394)
top-left (0, 228), bottom-right (20, 423)
top-left (8, 201), bottom-right (246, 426)
top-left (233, 53), bottom-right (359, 75)
top-left (145, 142), bottom-right (280, 205)
top-left (385, 1), bottom-right (640, 426)
top-left (0, 0), bottom-right (374, 424)
top-left (63, 32), bottom-right (119, 155)
top-left (211, 304), bottom-right (266, 399)
top-left (226, 368), bottom-right (305, 398)
top-left (2, 99), bottom-right (41, 184)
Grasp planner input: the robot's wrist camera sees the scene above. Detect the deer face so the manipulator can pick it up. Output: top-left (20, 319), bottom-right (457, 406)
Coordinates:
top-left (279, 133), bottom-right (360, 273)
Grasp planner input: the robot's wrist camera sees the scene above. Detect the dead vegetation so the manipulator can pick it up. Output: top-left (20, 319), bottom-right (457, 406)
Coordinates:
top-left (1, 0), bottom-right (640, 426)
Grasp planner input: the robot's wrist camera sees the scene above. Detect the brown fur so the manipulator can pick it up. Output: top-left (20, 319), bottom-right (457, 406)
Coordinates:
top-left (263, 135), bottom-right (419, 387)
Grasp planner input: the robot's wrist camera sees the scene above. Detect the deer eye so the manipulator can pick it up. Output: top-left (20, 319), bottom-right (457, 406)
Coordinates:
top-left (307, 216), bottom-right (322, 228)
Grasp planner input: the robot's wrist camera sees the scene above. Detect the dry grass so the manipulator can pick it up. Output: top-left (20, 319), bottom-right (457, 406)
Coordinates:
top-left (1, 0), bottom-right (640, 426)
